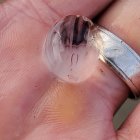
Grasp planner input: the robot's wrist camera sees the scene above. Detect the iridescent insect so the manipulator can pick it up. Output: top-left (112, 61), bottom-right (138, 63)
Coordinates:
top-left (43, 15), bottom-right (99, 83)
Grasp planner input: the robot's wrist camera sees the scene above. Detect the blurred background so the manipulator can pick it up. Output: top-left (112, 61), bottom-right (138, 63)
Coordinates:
top-left (0, 0), bottom-right (4, 3)
top-left (0, 0), bottom-right (139, 130)
top-left (113, 99), bottom-right (139, 129)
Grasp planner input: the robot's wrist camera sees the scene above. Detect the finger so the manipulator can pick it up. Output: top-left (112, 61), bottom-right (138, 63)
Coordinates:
top-left (40, 0), bottom-right (112, 21)
top-left (98, 0), bottom-right (140, 139)
top-left (1, 0), bottom-right (113, 27)
top-left (0, 0), bottom-right (115, 139)
top-left (23, 62), bottom-right (129, 140)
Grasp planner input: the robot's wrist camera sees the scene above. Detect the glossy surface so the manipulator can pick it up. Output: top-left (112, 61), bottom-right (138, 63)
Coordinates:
top-left (44, 15), bottom-right (99, 83)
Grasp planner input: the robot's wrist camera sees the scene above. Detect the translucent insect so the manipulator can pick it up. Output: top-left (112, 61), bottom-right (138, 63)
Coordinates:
top-left (44, 15), bottom-right (99, 83)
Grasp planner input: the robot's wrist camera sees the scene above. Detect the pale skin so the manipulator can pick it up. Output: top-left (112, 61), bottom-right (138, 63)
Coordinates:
top-left (0, 0), bottom-right (140, 140)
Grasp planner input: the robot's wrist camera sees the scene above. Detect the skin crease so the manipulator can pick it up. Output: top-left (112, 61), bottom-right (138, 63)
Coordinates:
top-left (0, 0), bottom-right (139, 140)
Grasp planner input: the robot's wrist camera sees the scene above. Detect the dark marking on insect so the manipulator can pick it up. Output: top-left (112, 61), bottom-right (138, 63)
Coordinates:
top-left (72, 16), bottom-right (90, 46)
top-left (59, 15), bottom-right (92, 49)
top-left (59, 15), bottom-right (76, 47)
top-left (76, 54), bottom-right (79, 64)
top-left (71, 53), bottom-right (79, 66)
top-left (71, 53), bottom-right (75, 66)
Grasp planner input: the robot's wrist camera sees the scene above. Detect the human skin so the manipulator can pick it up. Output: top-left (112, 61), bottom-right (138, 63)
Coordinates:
top-left (0, 0), bottom-right (139, 140)
top-left (99, 0), bottom-right (140, 139)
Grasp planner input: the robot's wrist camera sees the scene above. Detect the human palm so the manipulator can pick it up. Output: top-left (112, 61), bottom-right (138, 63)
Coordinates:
top-left (0, 0), bottom-right (140, 140)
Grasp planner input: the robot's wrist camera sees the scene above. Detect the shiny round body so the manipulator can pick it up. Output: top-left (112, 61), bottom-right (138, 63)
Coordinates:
top-left (44, 15), bottom-right (99, 83)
